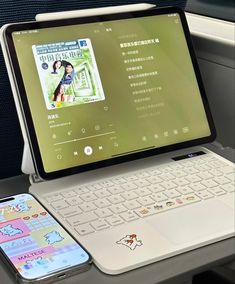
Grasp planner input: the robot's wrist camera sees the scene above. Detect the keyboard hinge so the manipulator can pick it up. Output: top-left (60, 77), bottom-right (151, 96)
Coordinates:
top-left (29, 173), bottom-right (43, 184)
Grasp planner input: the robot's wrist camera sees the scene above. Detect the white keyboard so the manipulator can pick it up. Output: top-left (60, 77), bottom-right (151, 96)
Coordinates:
top-left (44, 154), bottom-right (235, 236)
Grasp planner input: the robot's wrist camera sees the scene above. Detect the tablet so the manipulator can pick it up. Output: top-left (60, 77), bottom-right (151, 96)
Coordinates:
top-left (1, 7), bottom-right (216, 180)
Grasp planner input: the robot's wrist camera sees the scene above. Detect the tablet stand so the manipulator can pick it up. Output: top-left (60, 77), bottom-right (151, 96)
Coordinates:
top-left (21, 3), bottom-right (156, 180)
top-left (22, 142), bottom-right (34, 174)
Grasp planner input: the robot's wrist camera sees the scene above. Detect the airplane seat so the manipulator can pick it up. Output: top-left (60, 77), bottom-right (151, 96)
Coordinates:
top-left (186, 0), bottom-right (235, 149)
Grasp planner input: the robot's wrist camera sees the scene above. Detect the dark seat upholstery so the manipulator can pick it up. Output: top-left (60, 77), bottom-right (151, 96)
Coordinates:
top-left (0, 0), bottom-right (187, 179)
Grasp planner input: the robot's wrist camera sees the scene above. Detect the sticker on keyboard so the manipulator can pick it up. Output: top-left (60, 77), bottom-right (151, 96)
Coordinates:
top-left (116, 234), bottom-right (143, 250)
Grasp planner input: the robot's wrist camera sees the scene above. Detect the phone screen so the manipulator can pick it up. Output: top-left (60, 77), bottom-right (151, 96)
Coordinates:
top-left (0, 194), bottom-right (90, 280)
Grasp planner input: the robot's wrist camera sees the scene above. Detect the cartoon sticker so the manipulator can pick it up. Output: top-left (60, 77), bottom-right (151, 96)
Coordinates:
top-left (166, 201), bottom-right (175, 207)
top-left (24, 256), bottom-right (48, 269)
top-left (11, 202), bottom-right (31, 213)
top-left (0, 219), bottom-right (31, 244)
top-left (0, 224), bottom-right (23, 237)
top-left (116, 234), bottom-right (143, 250)
top-left (44, 231), bottom-right (64, 245)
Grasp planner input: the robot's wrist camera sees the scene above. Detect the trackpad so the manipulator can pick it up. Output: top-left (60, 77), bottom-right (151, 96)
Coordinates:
top-left (147, 200), bottom-right (234, 245)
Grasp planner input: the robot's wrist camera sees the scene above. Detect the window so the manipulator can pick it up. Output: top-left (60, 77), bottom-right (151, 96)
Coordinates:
top-left (186, 0), bottom-right (235, 22)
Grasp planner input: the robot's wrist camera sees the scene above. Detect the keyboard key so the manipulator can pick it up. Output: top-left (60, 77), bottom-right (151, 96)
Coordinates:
top-left (201, 179), bottom-right (219, 188)
top-left (121, 191), bottom-right (138, 200)
top-left (183, 167), bottom-right (199, 175)
top-left (221, 183), bottom-right (235, 193)
top-left (183, 161), bottom-right (193, 167)
top-left (182, 193), bottom-right (201, 204)
top-left (197, 172), bottom-right (213, 180)
top-left (165, 189), bottom-right (181, 198)
top-left (96, 208), bottom-right (113, 218)
top-left (98, 180), bottom-right (115, 187)
top-left (94, 199), bottom-right (110, 208)
top-left (66, 196), bottom-right (83, 206)
top-left (68, 212), bottom-right (98, 226)
top-left (185, 174), bottom-right (201, 183)
top-left (147, 184), bottom-right (165, 193)
top-left (106, 215), bottom-right (124, 226)
top-left (80, 202), bottom-right (96, 212)
top-left (74, 187), bottom-right (89, 194)
top-left (195, 164), bottom-right (211, 171)
top-left (149, 168), bottom-right (162, 175)
top-left (61, 190), bottom-right (76, 198)
top-left (152, 192), bottom-right (168, 202)
top-left (136, 171), bottom-right (151, 178)
top-left (159, 166), bottom-right (172, 173)
top-left (124, 200), bottom-right (141, 210)
top-left (59, 206), bottom-right (82, 218)
top-left (135, 207), bottom-right (155, 218)
top-left (199, 155), bottom-right (213, 162)
top-left (160, 173), bottom-right (175, 181)
top-left (110, 204), bottom-right (127, 214)
top-left (146, 176), bottom-right (163, 184)
top-left (75, 224), bottom-right (94, 236)
top-left (209, 169), bottom-right (223, 176)
top-left (120, 211), bottom-right (139, 222)
top-left (108, 185), bottom-right (124, 195)
top-left (138, 196), bottom-right (155, 206)
top-left (80, 192), bottom-right (96, 202)
top-left (208, 187), bottom-right (226, 196)
top-left (165, 199), bottom-right (179, 209)
top-left (94, 189), bottom-right (111, 198)
top-left (86, 183), bottom-right (102, 191)
top-left (213, 176), bottom-right (230, 185)
top-left (194, 157), bottom-right (207, 165)
top-left (135, 188), bottom-right (152, 197)
top-left (195, 190), bottom-right (214, 199)
top-left (108, 195), bottom-right (125, 204)
top-left (134, 180), bottom-right (151, 187)
top-left (112, 177), bottom-right (127, 184)
top-left (189, 182), bottom-right (206, 191)
top-left (124, 175), bottom-right (138, 181)
top-left (172, 170), bottom-right (187, 178)
top-left (227, 173), bottom-right (235, 181)
top-left (219, 165), bottom-right (234, 174)
top-left (91, 219), bottom-right (109, 231)
top-left (161, 181), bottom-right (177, 190)
top-left (177, 186), bottom-right (194, 195)
top-left (174, 178), bottom-right (189, 186)
top-left (209, 160), bottom-right (228, 168)
top-left (169, 163), bottom-right (183, 170)
top-left (45, 193), bottom-right (62, 203)
top-left (51, 200), bottom-right (69, 210)
top-left (121, 182), bottom-right (138, 190)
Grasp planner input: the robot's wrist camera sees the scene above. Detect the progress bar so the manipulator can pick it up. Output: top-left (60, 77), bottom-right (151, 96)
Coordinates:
top-left (54, 131), bottom-right (116, 146)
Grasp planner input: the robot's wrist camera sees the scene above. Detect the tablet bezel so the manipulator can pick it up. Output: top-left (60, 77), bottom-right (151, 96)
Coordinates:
top-left (3, 7), bottom-right (216, 180)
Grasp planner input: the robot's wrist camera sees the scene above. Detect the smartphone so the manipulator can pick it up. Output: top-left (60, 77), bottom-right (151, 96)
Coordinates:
top-left (0, 193), bottom-right (91, 283)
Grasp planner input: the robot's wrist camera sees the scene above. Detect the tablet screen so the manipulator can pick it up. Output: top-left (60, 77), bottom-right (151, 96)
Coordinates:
top-left (6, 8), bottom-right (215, 179)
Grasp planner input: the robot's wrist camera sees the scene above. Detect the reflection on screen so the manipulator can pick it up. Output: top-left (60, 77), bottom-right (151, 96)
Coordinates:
top-left (0, 194), bottom-right (89, 279)
top-left (12, 13), bottom-right (211, 173)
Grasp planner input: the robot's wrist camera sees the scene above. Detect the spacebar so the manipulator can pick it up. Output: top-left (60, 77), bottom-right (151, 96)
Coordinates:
top-left (67, 212), bottom-right (98, 226)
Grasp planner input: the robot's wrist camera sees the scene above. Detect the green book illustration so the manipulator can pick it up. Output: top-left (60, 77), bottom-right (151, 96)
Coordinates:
top-left (32, 39), bottom-right (105, 110)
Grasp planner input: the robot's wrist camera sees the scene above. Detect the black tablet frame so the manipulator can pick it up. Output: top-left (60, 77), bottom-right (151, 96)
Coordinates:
top-left (3, 7), bottom-right (216, 180)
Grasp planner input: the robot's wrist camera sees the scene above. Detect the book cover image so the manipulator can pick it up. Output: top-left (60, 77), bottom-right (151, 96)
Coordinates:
top-left (32, 39), bottom-right (105, 110)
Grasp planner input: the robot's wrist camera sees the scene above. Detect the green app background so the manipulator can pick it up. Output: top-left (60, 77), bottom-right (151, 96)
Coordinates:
top-left (13, 13), bottom-right (211, 173)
